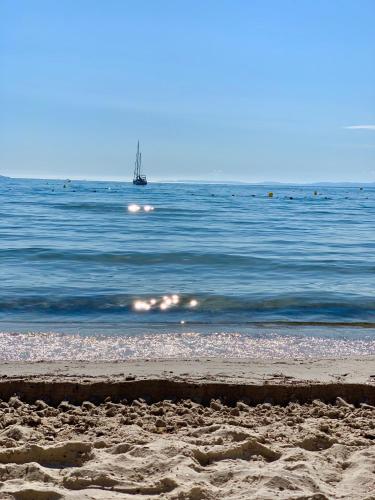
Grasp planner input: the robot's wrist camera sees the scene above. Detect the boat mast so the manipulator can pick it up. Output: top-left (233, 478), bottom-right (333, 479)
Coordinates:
top-left (134, 140), bottom-right (140, 179)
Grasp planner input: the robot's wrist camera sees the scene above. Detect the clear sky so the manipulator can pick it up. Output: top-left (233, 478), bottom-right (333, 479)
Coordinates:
top-left (1, 0), bottom-right (374, 182)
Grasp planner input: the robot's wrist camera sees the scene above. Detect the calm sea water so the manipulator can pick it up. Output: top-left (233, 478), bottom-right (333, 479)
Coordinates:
top-left (1, 177), bottom-right (375, 359)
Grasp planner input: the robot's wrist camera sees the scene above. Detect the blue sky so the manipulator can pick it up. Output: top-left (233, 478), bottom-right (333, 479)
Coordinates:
top-left (1, 0), bottom-right (374, 182)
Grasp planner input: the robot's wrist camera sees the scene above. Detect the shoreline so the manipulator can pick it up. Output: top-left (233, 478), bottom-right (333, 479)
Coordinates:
top-left (1, 327), bottom-right (375, 362)
top-left (2, 321), bottom-right (375, 336)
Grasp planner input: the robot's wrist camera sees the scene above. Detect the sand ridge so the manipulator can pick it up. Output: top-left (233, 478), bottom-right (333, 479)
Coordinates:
top-left (0, 390), bottom-right (374, 499)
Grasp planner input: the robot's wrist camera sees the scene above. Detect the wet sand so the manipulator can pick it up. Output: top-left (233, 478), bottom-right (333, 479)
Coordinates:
top-left (0, 357), bottom-right (374, 383)
top-left (0, 358), bottom-right (374, 499)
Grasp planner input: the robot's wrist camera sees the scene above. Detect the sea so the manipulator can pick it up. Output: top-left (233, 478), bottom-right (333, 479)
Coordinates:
top-left (1, 176), bottom-right (375, 360)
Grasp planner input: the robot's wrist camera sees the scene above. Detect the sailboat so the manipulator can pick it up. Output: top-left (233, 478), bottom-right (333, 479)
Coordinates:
top-left (133, 141), bottom-right (147, 185)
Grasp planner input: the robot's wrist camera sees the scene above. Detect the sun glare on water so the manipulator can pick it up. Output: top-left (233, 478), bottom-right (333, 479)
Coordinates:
top-left (132, 294), bottom-right (198, 314)
top-left (128, 204), bottom-right (141, 212)
top-left (133, 300), bottom-right (151, 311)
top-left (128, 204), bottom-right (155, 212)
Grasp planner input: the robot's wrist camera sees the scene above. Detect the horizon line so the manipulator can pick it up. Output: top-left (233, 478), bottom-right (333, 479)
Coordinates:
top-left (2, 174), bottom-right (374, 186)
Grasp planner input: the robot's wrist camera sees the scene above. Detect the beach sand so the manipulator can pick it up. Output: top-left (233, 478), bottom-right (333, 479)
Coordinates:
top-left (0, 358), bottom-right (374, 499)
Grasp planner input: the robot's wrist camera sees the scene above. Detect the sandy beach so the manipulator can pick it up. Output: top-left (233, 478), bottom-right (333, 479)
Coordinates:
top-left (0, 358), bottom-right (374, 499)
top-left (3, 0), bottom-right (375, 497)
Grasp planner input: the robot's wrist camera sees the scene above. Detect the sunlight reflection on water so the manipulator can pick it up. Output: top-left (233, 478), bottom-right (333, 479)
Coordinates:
top-left (0, 331), bottom-right (374, 361)
top-left (132, 294), bottom-right (197, 313)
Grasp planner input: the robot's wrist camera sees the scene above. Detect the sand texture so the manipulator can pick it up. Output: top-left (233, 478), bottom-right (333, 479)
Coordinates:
top-left (0, 394), bottom-right (374, 499)
top-left (0, 360), bottom-right (374, 499)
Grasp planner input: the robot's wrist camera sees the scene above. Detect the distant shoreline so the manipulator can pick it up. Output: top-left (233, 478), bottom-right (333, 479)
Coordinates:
top-left (2, 175), bottom-right (374, 186)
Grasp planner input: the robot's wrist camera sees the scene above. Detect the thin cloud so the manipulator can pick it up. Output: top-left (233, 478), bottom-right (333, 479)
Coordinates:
top-left (344, 125), bottom-right (375, 130)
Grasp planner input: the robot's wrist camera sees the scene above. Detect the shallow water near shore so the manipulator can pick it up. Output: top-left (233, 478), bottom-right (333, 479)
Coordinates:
top-left (1, 177), bottom-right (375, 358)
top-left (1, 324), bottom-right (375, 361)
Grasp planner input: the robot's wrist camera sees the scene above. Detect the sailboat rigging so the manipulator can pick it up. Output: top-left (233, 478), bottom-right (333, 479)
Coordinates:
top-left (133, 141), bottom-right (147, 185)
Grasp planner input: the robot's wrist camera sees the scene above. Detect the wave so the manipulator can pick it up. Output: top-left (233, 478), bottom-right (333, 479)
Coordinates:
top-left (52, 202), bottom-right (124, 212)
top-left (1, 293), bottom-right (375, 321)
top-left (0, 247), bottom-right (373, 273)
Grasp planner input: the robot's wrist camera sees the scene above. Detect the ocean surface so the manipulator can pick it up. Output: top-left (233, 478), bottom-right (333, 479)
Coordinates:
top-left (1, 177), bottom-right (375, 360)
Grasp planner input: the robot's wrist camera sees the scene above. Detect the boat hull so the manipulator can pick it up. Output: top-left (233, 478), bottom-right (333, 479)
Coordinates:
top-left (133, 178), bottom-right (147, 186)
